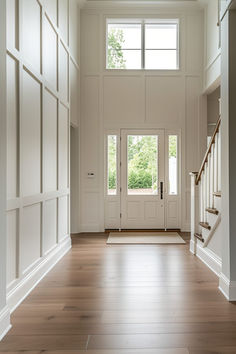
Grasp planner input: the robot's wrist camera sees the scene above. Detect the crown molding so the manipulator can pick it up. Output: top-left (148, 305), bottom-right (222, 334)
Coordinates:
top-left (83, 0), bottom-right (203, 10)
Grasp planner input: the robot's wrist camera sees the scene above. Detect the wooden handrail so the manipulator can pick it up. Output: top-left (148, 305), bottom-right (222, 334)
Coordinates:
top-left (195, 117), bottom-right (221, 185)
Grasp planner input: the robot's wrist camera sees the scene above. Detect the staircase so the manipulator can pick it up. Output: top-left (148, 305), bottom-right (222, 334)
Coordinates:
top-left (190, 118), bottom-right (222, 275)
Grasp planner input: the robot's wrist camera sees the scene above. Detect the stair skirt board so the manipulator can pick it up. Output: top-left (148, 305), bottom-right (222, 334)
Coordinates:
top-left (0, 306), bottom-right (11, 341)
top-left (190, 240), bottom-right (222, 276)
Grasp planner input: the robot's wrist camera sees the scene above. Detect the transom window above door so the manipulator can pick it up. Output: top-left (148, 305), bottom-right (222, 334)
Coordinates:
top-left (106, 19), bottom-right (179, 70)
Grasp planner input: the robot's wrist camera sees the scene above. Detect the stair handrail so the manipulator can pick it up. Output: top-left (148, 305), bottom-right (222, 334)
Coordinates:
top-left (195, 117), bottom-right (221, 185)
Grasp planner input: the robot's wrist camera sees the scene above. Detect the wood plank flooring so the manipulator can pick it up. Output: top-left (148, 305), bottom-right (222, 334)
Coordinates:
top-left (1, 232), bottom-right (236, 353)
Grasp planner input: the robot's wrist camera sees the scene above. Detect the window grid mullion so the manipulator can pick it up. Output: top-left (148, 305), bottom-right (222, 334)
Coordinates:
top-left (142, 21), bottom-right (145, 70)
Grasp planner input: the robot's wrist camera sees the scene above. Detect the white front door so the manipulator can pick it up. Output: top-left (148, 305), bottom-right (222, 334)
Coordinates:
top-left (120, 130), bottom-right (165, 229)
top-left (104, 129), bottom-right (180, 230)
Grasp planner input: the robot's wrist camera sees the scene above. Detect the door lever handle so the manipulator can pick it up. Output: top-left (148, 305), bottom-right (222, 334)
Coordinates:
top-left (160, 182), bottom-right (164, 200)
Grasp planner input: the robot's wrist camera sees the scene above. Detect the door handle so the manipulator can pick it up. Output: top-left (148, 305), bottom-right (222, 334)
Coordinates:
top-left (160, 182), bottom-right (164, 199)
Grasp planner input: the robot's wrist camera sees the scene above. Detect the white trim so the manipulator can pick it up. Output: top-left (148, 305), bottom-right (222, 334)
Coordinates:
top-left (84, 1), bottom-right (203, 11)
top-left (0, 306), bottom-right (11, 341)
top-left (7, 237), bottom-right (71, 313)
top-left (194, 242), bottom-right (222, 276)
top-left (190, 239), bottom-right (196, 254)
top-left (219, 273), bottom-right (236, 301)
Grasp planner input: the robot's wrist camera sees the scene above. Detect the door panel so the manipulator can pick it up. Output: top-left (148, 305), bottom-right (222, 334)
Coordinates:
top-left (121, 130), bottom-right (165, 229)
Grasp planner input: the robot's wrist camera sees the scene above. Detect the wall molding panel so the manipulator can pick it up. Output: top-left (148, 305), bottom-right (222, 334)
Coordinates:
top-left (5, 0), bottom-right (80, 317)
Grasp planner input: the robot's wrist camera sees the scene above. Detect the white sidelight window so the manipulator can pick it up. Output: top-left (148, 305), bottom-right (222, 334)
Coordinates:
top-left (106, 19), bottom-right (179, 70)
top-left (107, 135), bottom-right (117, 195)
top-left (168, 135), bottom-right (178, 195)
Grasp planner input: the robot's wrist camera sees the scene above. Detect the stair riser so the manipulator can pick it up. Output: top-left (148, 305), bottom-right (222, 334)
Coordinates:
top-left (214, 197), bottom-right (221, 212)
top-left (202, 227), bottom-right (210, 240)
top-left (207, 212), bottom-right (218, 227)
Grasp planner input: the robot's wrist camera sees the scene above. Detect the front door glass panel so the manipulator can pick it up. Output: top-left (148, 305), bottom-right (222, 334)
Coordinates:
top-left (127, 135), bottom-right (158, 195)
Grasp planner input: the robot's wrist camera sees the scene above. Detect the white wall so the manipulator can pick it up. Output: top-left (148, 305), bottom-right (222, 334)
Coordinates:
top-left (5, 0), bottom-right (80, 312)
top-left (79, 4), bottom-right (206, 232)
top-left (204, 0), bottom-right (221, 92)
top-left (207, 87), bottom-right (220, 135)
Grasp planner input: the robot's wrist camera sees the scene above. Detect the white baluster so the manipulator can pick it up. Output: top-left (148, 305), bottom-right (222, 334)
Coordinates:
top-left (202, 170), bottom-right (205, 222)
top-left (214, 134), bottom-right (218, 193)
top-left (199, 179), bottom-right (203, 224)
top-left (207, 159), bottom-right (210, 214)
top-left (190, 172), bottom-right (198, 254)
top-left (210, 147), bottom-right (214, 208)
top-left (218, 130), bottom-right (221, 191)
top-left (204, 167), bottom-right (207, 222)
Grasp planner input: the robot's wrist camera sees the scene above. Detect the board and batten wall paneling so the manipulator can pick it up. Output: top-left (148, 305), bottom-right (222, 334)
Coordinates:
top-left (0, 0), bottom-right (10, 340)
top-left (43, 199), bottom-right (57, 255)
top-left (22, 0), bottom-right (41, 73)
top-left (44, 0), bottom-right (57, 26)
top-left (43, 89), bottom-right (58, 193)
top-left (204, 0), bottom-right (221, 91)
top-left (21, 70), bottom-right (41, 197)
top-left (43, 17), bottom-right (58, 90)
top-left (5, 0), bottom-right (80, 313)
top-left (7, 55), bottom-right (18, 200)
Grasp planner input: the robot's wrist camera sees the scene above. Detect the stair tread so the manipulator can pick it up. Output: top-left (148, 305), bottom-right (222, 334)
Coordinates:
top-left (213, 191), bottom-right (221, 197)
top-left (199, 222), bottom-right (211, 230)
top-left (194, 233), bottom-right (204, 242)
top-left (206, 207), bottom-right (219, 215)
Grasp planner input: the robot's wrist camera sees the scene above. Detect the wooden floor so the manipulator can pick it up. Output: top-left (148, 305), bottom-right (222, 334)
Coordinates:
top-left (1, 232), bottom-right (236, 353)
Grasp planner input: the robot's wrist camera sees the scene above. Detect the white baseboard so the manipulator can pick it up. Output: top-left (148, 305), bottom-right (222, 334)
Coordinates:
top-left (80, 224), bottom-right (101, 232)
top-left (7, 237), bottom-right (71, 313)
top-left (193, 242), bottom-right (222, 276)
top-left (0, 306), bottom-right (11, 341)
top-left (219, 273), bottom-right (236, 301)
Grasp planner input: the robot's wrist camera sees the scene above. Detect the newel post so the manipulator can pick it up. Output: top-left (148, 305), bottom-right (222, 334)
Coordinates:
top-left (189, 172), bottom-right (198, 255)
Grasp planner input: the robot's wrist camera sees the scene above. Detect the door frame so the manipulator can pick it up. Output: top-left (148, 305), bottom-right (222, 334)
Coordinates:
top-left (104, 128), bottom-right (181, 230)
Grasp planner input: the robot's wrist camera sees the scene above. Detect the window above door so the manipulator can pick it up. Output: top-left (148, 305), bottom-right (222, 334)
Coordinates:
top-left (106, 18), bottom-right (179, 70)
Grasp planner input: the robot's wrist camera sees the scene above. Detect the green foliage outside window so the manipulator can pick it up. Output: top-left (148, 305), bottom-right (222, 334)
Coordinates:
top-left (108, 136), bottom-right (117, 191)
top-left (107, 28), bottom-right (126, 69)
top-left (127, 136), bottom-right (157, 190)
top-left (169, 135), bottom-right (177, 158)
